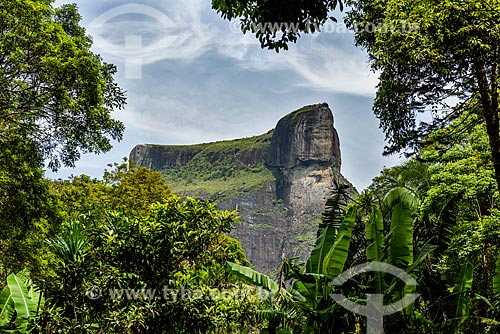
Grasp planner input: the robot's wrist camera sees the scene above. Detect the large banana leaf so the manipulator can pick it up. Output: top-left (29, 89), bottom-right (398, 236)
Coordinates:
top-left (386, 187), bottom-right (415, 267)
top-left (291, 274), bottom-right (325, 306)
top-left (14, 269), bottom-right (43, 317)
top-left (453, 262), bottom-right (473, 318)
top-left (365, 207), bottom-right (384, 262)
top-left (321, 207), bottom-right (356, 278)
top-left (0, 284), bottom-right (14, 327)
top-left (384, 187), bottom-right (419, 212)
top-left (306, 226), bottom-right (338, 275)
top-left (494, 254), bottom-right (500, 296)
top-left (365, 207), bottom-right (385, 293)
top-left (0, 271), bottom-right (42, 330)
top-left (8, 273), bottom-right (36, 328)
top-left (226, 262), bottom-right (280, 295)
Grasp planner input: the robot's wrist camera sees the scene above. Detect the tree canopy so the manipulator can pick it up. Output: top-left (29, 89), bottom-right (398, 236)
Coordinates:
top-left (345, 0), bottom-right (500, 189)
top-left (212, 0), bottom-right (344, 51)
top-left (0, 131), bottom-right (59, 281)
top-left (42, 195), bottom-right (258, 333)
top-left (0, 0), bottom-right (126, 170)
top-left (52, 160), bottom-right (172, 221)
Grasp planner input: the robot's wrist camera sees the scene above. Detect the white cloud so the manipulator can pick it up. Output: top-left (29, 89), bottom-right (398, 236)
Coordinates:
top-left (85, 1), bottom-right (216, 65)
top-left (220, 35), bottom-right (378, 96)
top-left (79, 0), bottom-right (376, 96)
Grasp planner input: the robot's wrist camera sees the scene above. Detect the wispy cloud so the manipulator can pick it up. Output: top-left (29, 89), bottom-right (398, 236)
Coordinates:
top-left (84, 1), bottom-right (215, 66)
top-left (233, 37), bottom-right (378, 96)
top-left (80, 0), bottom-right (376, 96)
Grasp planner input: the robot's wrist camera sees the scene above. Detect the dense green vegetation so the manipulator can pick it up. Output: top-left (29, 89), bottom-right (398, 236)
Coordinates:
top-left (1, 0), bottom-right (500, 333)
top-left (41, 196), bottom-right (259, 333)
top-left (0, 0), bottom-right (126, 171)
top-left (0, 0), bottom-right (124, 287)
top-left (161, 131), bottom-right (274, 198)
top-left (346, 0), bottom-right (500, 192)
top-left (4, 127), bottom-right (500, 332)
top-left (225, 114), bottom-right (500, 333)
top-left (1, 162), bottom-right (261, 333)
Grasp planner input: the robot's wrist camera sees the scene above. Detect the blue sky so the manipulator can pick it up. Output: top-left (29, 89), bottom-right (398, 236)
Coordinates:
top-left (49, 0), bottom-right (401, 190)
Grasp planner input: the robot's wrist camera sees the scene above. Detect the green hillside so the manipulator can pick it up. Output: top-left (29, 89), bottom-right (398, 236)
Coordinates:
top-left (160, 130), bottom-right (275, 198)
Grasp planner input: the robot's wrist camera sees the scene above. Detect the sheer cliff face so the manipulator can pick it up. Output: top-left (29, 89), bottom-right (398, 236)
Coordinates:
top-left (130, 145), bottom-right (202, 170)
top-left (130, 103), bottom-right (354, 274)
top-left (268, 103), bottom-right (341, 169)
top-left (267, 103), bottom-right (343, 216)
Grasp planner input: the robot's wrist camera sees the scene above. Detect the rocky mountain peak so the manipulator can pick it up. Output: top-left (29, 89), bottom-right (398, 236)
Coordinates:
top-left (129, 103), bottom-right (354, 274)
top-left (268, 103), bottom-right (341, 170)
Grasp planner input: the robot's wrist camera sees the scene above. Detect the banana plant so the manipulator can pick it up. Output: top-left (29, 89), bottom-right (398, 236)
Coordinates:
top-left (0, 269), bottom-right (44, 332)
top-left (363, 187), bottom-right (420, 270)
top-left (385, 187), bottom-right (416, 268)
top-left (226, 262), bottom-right (281, 296)
top-left (494, 254), bottom-right (500, 297)
top-left (307, 206), bottom-right (357, 278)
top-left (365, 207), bottom-right (385, 294)
top-left (227, 206), bottom-right (358, 333)
top-left (227, 186), bottom-right (423, 333)
top-left (363, 187), bottom-right (428, 312)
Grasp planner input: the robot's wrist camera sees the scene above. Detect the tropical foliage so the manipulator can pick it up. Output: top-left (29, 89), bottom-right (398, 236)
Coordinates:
top-left (2, 1), bottom-right (500, 333)
top-left (226, 111), bottom-right (500, 333)
top-left (0, 270), bottom-right (44, 332)
top-left (0, 134), bottom-right (59, 282)
top-left (345, 0), bottom-right (500, 193)
top-left (39, 196), bottom-right (260, 333)
top-left (0, 1), bottom-right (126, 171)
top-left (227, 185), bottom-right (421, 333)
top-left (52, 159), bottom-right (172, 221)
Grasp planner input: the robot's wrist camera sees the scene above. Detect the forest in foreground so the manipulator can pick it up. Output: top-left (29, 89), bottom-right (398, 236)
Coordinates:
top-left (1, 0), bottom-right (500, 333)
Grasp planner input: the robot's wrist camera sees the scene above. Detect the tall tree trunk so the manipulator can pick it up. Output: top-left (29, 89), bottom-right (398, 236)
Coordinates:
top-left (475, 62), bottom-right (500, 193)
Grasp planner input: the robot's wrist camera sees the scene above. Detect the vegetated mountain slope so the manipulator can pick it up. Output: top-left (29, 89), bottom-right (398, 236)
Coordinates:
top-left (130, 103), bottom-right (355, 274)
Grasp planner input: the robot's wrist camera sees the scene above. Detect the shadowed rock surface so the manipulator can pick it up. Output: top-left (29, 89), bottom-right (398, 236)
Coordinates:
top-left (130, 103), bottom-right (355, 274)
top-left (268, 103), bottom-right (341, 169)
